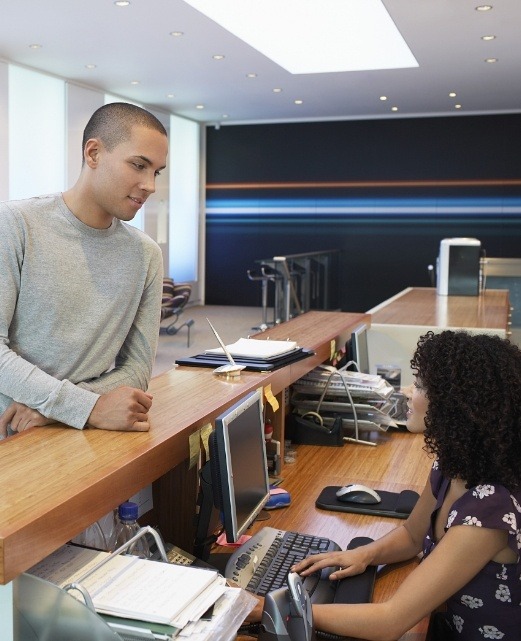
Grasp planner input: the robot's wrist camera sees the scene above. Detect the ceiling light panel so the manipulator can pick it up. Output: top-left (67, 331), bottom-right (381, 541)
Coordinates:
top-left (182, 0), bottom-right (418, 74)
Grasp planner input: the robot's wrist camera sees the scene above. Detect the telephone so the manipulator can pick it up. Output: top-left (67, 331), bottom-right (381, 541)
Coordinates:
top-left (258, 572), bottom-right (315, 641)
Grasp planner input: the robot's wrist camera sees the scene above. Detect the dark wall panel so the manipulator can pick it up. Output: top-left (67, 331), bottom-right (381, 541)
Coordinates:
top-left (205, 114), bottom-right (521, 312)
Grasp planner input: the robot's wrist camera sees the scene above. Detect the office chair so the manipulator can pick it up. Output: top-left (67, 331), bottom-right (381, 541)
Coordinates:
top-left (160, 277), bottom-right (194, 345)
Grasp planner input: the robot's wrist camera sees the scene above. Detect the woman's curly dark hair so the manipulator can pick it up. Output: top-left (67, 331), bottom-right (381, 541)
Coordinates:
top-left (410, 330), bottom-right (521, 490)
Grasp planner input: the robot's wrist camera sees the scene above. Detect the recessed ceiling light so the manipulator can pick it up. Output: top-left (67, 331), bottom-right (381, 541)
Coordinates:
top-left (85, 64), bottom-right (97, 70)
top-left (222, 114), bottom-right (229, 118)
top-left (196, 104), bottom-right (205, 109)
top-left (130, 80), bottom-right (140, 85)
top-left (294, 100), bottom-right (303, 105)
top-left (455, 104), bottom-right (462, 109)
top-left (449, 92), bottom-right (457, 97)
top-left (246, 73), bottom-right (257, 78)
top-left (170, 31), bottom-right (184, 37)
top-left (475, 4), bottom-right (493, 11)
top-left (212, 54), bottom-right (225, 60)
top-left (391, 106), bottom-right (398, 112)
top-left (273, 88), bottom-right (283, 93)
top-left (28, 44), bottom-right (42, 49)
top-left (114, 1), bottom-right (130, 6)
top-left (166, 94), bottom-right (175, 98)
top-left (485, 57), bottom-right (498, 63)
top-left (379, 95), bottom-right (387, 101)
top-left (481, 35), bottom-right (496, 41)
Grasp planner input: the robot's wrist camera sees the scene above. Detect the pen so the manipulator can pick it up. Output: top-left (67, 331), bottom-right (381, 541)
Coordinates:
top-left (206, 318), bottom-right (246, 376)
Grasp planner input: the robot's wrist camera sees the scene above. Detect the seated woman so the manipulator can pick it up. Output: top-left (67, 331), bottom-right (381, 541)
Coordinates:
top-left (250, 330), bottom-right (521, 640)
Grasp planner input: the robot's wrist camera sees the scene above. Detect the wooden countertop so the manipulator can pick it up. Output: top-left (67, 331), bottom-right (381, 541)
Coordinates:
top-left (369, 287), bottom-right (509, 330)
top-left (0, 311), bottom-right (368, 585)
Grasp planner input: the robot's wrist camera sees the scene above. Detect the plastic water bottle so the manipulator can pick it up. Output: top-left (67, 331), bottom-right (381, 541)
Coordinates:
top-left (113, 501), bottom-right (151, 558)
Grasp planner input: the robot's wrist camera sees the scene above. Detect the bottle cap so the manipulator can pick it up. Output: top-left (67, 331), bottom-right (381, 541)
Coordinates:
top-left (118, 501), bottom-right (139, 521)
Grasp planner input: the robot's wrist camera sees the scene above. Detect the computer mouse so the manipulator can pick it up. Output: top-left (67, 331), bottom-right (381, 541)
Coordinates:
top-left (335, 484), bottom-right (381, 505)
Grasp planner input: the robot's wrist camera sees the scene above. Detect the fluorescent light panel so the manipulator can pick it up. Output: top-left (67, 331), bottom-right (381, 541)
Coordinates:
top-left (183, 0), bottom-right (417, 74)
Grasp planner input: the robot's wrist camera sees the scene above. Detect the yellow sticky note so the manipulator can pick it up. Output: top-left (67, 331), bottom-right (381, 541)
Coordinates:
top-left (188, 429), bottom-right (201, 469)
top-left (200, 423), bottom-right (213, 459)
top-left (330, 339), bottom-right (336, 361)
top-left (264, 384), bottom-right (279, 412)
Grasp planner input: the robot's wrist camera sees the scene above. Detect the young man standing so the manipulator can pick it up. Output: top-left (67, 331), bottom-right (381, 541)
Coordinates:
top-left (0, 102), bottom-right (168, 438)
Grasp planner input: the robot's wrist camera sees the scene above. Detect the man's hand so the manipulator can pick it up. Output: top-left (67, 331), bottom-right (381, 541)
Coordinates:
top-left (87, 387), bottom-right (153, 432)
top-left (0, 402), bottom-right (54, 438)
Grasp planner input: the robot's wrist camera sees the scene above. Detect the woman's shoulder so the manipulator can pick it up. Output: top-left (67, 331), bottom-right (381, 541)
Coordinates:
top-left (448, 482), bottom-right (521, 537)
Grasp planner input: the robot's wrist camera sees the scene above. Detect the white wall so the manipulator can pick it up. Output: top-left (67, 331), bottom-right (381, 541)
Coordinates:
top-left (169, 114), bottom-right (203, 300)
top-left (8, 65), bottom-right (65, 200)
top-left (0, 62), bottom-right (8, 202)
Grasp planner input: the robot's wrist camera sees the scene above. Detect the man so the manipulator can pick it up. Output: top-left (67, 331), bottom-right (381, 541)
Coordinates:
top-left (0, 102), bottom-right (168, 438)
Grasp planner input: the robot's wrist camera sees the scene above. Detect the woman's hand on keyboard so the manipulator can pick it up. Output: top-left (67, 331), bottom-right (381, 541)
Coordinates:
top-left (291, 548), bottom-right (370, 581)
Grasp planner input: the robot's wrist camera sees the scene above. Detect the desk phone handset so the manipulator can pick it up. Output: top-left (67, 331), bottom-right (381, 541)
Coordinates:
top-left (258, 572), bottom-right (315, 641)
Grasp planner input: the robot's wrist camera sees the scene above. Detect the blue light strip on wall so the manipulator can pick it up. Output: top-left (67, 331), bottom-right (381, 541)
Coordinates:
top-left (206, 196), bottom-right (521, 223)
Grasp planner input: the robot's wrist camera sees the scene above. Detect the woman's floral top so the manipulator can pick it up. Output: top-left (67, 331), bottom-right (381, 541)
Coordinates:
top-left (423, 461), bottom-right (521, 640)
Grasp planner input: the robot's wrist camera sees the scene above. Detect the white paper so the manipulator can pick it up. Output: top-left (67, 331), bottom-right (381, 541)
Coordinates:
top-left (206, 337), bottom-right (298, 359)
top-left (28, 544), bottom-right (220, 626)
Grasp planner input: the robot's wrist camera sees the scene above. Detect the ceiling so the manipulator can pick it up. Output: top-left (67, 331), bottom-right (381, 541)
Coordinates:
top-left (2, 0), bottom-right (521, 126)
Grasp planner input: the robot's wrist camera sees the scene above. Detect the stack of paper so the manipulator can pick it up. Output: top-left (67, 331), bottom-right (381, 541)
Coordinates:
top-left (205, 337), bottom-right (299, 359)
top-left (28, 544), bottom-right (227, 633)
top-left (293, 366), bottom-right (394, 400)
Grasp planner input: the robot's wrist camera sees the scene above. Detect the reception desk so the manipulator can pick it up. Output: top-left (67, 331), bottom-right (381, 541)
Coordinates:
top-left (3, 298), bottom-right (499, 640)
top-left (367, 287), bottom-right (511, 386)
top-left (0, 311), bottom-right (368, 640)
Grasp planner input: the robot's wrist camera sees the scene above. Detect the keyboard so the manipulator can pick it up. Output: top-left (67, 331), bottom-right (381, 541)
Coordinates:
top-left (224, 526), bottom-right (341, 604)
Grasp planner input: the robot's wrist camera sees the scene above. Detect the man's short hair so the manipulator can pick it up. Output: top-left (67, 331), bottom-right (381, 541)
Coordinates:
top-left (82, 102), bottom-right (167, 161)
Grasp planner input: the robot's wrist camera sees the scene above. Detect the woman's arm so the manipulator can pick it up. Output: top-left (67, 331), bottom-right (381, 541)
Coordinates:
top-left (293, 479), bottom-right (435, 581)
top-left (313, 523), bottom-right (508, 641)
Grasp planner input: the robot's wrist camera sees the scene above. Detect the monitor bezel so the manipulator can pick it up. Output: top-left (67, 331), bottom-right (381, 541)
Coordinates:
top-left (350, 323), bottom-right (370, 374)
top-left (213, 389), bottom-right (270, 542)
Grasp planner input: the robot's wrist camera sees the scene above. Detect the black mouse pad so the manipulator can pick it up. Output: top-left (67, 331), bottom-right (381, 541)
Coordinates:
top-left (316, 486), bottom-right (419, 519)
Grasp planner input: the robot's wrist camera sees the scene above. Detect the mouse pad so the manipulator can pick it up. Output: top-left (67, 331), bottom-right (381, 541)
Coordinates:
top-left (316, 486), bottom-right (419, 519)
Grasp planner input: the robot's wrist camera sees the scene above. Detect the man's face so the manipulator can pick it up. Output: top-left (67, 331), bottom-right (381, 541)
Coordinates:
top-left (89, 125), bottom-right (168, 228)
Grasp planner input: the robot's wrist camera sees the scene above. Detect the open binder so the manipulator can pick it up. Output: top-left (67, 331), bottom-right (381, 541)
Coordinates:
top-left (27, 526), bottom-right (226, 631)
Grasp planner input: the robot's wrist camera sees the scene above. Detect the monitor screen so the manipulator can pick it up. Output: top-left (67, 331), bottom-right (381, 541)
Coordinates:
top-left (350, 323), bottom-right (370, 374)
top-left (210, 389), bottom-right (270, 543)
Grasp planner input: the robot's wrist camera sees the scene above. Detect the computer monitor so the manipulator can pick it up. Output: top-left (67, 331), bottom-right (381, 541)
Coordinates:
top-left (349, 323), bottom-right (370, 374)
top-left (209, 389), bottom-right (270, 544)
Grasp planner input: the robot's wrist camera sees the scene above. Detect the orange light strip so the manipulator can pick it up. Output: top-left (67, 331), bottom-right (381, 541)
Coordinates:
top-left (207, 178), bottom-right (521, 190)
